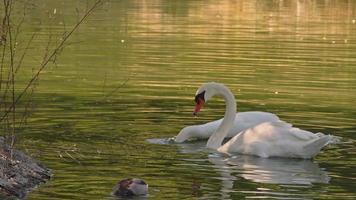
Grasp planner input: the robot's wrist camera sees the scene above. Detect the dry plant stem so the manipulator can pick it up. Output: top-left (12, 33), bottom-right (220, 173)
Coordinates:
top-left (104, 78), bottom-right (130, 99)
top-left (0, 0), bottom-right (103, 123)
top-left (19, 68), bottom-right (37, 129)
top-left (0, 45), bottom-right (6, 99)
top-left (0, 1), bottom-right (13, 147)
top-left (14, 1), bottom-right (35, 74)
top-left (19, 79), bottom-right (35, 127)
top-left (0, 0), bottom-right (11, 103)
top-left (2, 0), bottom-right (16, 148)
top-left (8, 5), bottom-right (15, 149)
top-left (13, 0), bottom-right (28, 49)
top-left (15, 32), bottom-right (36, 73)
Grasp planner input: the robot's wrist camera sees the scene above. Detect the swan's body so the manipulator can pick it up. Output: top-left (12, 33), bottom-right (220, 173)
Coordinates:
top-left (218, 121), bottom-right (332, 158)
top-left (175, 111), bottom-right (281, 142)
top-left (189, 82), bottom-right (333, 159)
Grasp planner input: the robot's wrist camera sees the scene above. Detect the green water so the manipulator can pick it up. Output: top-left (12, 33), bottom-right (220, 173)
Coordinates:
top-left (2, 0), bottom-right (356, 199)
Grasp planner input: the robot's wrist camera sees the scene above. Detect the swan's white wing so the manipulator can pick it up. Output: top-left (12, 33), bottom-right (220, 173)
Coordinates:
top-left (218, 121), bottom-right (331, 158)
top-left (228, 111), bottom-right (280, 137)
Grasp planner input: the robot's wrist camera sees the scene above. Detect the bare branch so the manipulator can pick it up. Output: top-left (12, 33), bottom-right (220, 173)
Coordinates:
top-left (2, 0), bottom-right (17, 148)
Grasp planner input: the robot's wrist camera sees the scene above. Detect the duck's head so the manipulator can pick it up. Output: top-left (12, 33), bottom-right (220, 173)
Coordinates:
top-left (112, 178), bottom-right (148, 197)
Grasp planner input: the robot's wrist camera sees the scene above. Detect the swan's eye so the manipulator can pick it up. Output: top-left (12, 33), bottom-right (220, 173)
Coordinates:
top-left (195, 91), bottom-right (205, 103)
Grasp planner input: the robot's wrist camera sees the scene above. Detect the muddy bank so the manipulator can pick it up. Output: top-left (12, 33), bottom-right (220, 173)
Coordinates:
top-left (0, 137), bottom-right (51, 198)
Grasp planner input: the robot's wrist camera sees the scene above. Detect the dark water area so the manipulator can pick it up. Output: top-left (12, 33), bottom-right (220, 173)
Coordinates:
top-left (1, 0), bottom-right (355, 199)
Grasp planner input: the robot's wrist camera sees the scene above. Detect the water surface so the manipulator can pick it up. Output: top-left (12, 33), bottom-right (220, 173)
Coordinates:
top-left (4, 0), bottom-right (356, 199)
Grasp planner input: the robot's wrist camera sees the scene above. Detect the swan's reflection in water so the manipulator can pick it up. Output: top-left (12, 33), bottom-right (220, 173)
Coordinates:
top-left (213, 156), bottom-right (330, 185)
top-left (148, 138), bottom-right (330, 199)
top-left (176, 140), bottom-right (330, 185)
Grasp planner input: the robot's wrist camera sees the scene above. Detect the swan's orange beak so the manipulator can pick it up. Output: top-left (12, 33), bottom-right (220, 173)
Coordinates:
top-left (193, 99), bottom-right (205, 116)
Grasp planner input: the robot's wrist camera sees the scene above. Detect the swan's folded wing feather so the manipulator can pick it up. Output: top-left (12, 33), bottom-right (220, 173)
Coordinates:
top-left (261, 121), bottom-right (317, 141)
top-left (288, 127), bottom-right (319, 141)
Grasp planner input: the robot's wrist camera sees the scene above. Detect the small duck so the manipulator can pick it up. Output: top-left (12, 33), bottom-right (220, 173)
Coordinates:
top-left (112, 178), bottom-right (148, 197)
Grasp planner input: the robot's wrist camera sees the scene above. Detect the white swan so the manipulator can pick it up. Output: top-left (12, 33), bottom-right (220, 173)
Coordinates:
top-left (190, 82), bottom-right (333, 159)
top-left (175, 111), bottom-right (281, 142)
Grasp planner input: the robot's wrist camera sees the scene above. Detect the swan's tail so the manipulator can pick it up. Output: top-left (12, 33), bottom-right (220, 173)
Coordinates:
top-left (303, 133), bottom-right (333, 158)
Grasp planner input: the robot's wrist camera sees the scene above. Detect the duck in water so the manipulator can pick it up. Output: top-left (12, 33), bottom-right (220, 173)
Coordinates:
top-left (112, 178), bottom-right (148, 197)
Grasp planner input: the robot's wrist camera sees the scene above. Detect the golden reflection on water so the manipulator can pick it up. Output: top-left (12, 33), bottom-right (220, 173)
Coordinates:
top-left (126, 0), bottom-right (356, 38)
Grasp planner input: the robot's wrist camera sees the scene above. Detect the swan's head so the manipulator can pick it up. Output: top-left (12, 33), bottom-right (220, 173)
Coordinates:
top-left (112, 178), bottom-right (148, 197)
top-left (194, 82), bottom-right (221, 115)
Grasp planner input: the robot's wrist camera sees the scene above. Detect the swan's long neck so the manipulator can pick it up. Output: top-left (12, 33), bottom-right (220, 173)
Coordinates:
top-left (206, 84), bottom-right (236, 150)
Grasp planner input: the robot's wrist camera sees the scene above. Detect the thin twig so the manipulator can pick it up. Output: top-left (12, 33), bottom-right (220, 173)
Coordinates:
top-left (13, 0), bottom-right (29, 57)
top-left (104, 78), bottom-right (130, 99)
top-left (18, 68), bottom-right (37, 128)
top-left (0, 41), bottom-right (6, 93)
top-left (15, 31), bottom-right (36, 73)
